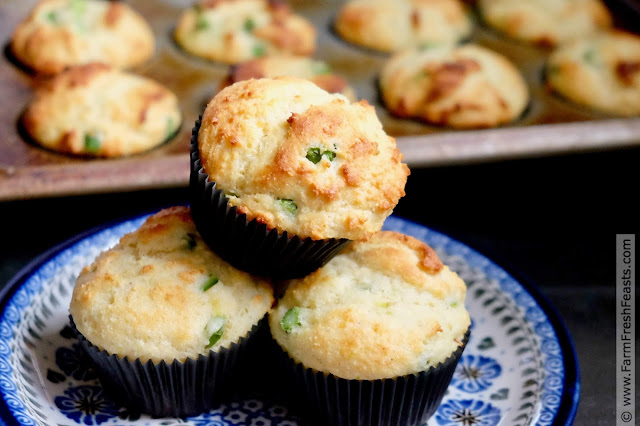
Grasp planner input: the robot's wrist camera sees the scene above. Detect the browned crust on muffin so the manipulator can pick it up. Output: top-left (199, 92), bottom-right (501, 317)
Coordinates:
top-left (616, 61), bottom-right (640, 86)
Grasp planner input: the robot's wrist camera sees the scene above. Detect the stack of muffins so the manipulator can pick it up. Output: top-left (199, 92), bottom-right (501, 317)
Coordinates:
top-left (69, 76), bottom-right (471, 425)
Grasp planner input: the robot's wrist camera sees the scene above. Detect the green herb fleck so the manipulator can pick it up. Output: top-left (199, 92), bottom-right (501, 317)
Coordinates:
top-left (224, 191), bottom-right (238, 198)
top-left (323, 150), bottom-right (336, 161)
top-left (311, 61), bottom-right (331, 75)
top-left (419, 42), bottom-right (439, 51)
top-left (582, 48), bottom-right (599, 66)
top-left (244, 18), bottom-right (255, 32)
top-left (450, 301), bottom-right (458, 307)
top-left (281, 307), bottom-right (302, 333)
top-left (165, 117), bottom-right (175, 140)
top-left (306, 147), bottom-right (322, 164)
top-left (252, 44), bottom-right (266, 57)
top-left (279, 198), bottom-right (297, 215)
top-left (84, 133), bottom-right (101, 153)
top-left (201, 275), bottom-right (219, 292)
top-left (195, 15), bottom-right (209, 31)
top-left (375, 301), bottom-right (391, 308)
top-left (45, 11), bottom-right (59, 24)
top-left (306, 147), bottom-right (336, 163)
top-left (184, 233), bottom-right (197, 250)
top-left (205, 316), bottom-right (226, 348)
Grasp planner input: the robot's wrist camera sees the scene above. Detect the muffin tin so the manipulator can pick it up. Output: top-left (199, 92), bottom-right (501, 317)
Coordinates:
top-left (1, 0), bottom-right (639, 200)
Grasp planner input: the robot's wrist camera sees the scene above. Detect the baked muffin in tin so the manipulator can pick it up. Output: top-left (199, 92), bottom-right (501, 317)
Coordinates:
top-left (11, 0), bottom-right (154, 74)
top-left (219, 56), bottom-right (357, 101)
top-left (21, 63), bottom-right (181, 157)
top-left (335, 0), bottom-right (472, 53)
top-left (175, 0), bottom-right (316, 64)
top-left (546, 31), bottom-right (640, 116)
top-left (380, 44), bottom-right (529, 128)
top-left (478, 0), bottom-right (611, 47)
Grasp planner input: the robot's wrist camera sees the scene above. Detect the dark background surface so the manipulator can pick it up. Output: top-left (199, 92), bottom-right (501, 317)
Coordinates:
top-left (2, 145), bottom-right (638, 425)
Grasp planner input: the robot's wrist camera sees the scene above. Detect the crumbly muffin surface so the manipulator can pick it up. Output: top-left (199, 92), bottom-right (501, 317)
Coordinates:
top-left (22, 63), bottom-right (181, 157)
top-left (547, 31), bottom-right (640, 116)
top-left (70, 206), bottom-right (274, 363)
top-left (175, 0), bottom-right (315, 64)
top-left (269, 231), bottom-right (470, 380)
top-left (478, 0), bottom-right (611, 46)
top-left (220, 56), bottom-right (356, 101)
top-left (11, 0), bottom-right (154, 74)
top-left (198, 77), bottom-right (409, 240)
top-left (335, 0), bottom-right (472, 53)
top-left (380, 44), bottom-right (529, 128)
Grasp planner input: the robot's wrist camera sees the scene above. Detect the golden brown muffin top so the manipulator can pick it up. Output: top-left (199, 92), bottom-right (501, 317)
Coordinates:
top-left (70, 206), bottom-right (274, 363)
top-left (11, 0), bottom-right (154, 74)
top-left (22, 63), bottom-right (181, 157)
top-left (198, 77), bottom-right (409, 240)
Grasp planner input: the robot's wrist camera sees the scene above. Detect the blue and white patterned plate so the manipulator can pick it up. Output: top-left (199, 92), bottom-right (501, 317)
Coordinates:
top-left (0, 214), bottom-right (579, 426)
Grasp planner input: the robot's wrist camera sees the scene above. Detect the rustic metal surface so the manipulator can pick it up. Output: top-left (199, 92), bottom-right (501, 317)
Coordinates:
top-left (0, 0), bottom-right (639, 200)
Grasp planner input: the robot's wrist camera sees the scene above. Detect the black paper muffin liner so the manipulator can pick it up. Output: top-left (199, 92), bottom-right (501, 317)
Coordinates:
top-left (71, 316), bottom-right (265, 418)
top-left (189, 117), bottom-right (351, 279)
top-left (272, 328), bottom-right (471, 426)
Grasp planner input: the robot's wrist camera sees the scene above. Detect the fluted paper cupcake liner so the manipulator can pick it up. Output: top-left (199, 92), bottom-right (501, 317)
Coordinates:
top-left (272, 329), bottom-right (470, 426)
top-left (189, 117), bottom-right (351, 279)
top-left (71, 316), bottom-right (264, 418)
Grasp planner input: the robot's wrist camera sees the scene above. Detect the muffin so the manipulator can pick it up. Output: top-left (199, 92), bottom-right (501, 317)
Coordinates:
top-left (380, 44), bottom-right (529, 128)
top-left (546, 31), bottom-right (640, 116)
top-left (10, 0), bottom-right (154, 75)
top-left (174, 0), bottom-right (316, 64)
top-left (21, 63), bottom-right (182, 157)
top-left (70, 206), bottom-right (274, 417)
top-left (334, 0), bottom-right (472, 53)
top-left (191, 77), bottom-right (409, 278)
top-left (269, 231), bottom-right (470, 425)
top-left (219, 56), bottom-right (357, 101)
top-left (478, 0), bottom-right (611, 47)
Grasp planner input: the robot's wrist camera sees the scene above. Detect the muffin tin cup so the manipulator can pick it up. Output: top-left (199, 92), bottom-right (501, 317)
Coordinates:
top-left (272, 329), bottom-right (470, 426)
top-left (189, 117), bottom-right (351, 279)
top-left (71, 316), bottom-right (264, 418)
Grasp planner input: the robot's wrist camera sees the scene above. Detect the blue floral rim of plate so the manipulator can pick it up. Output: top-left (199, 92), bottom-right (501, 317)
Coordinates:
top-left (0, 213), bottom-right (579, 426)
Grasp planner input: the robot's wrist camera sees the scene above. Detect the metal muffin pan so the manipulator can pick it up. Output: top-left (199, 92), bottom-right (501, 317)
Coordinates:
top-left (0, 0), bottom-right (638, 200)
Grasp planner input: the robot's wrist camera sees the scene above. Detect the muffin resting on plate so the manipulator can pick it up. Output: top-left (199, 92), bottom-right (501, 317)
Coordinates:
top-left (10, 0), bottom-right (154, 74)
top-left (196, 77), bottom-right (408, 241)
top-left (175, 0), bottom-right (316, 64)
top-left (334, 0), bottom-right (472, 53)
top-left (219, 56), bottom-right (357, 101)
top-left (22, 63), bottom-right (181, 157)
top-left (478, 0), bottom-right (611, 47)
top-left (269, 231), bottom-right (470, 425)
top-left (70, 206), bottom-right (273, 416)
top-left (380, 44), bottom-right (529, 128)
top-left (546, 31), bottom-right (640, 116)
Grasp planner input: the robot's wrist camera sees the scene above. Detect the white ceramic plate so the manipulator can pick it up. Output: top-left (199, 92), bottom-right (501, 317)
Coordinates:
top-left (0, 214), bottom-right (579, 426)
